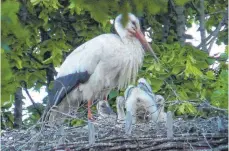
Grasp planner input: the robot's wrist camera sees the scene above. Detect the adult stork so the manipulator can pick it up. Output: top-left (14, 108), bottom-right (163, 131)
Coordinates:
top-left (46, 13), bottom-right (157, 121)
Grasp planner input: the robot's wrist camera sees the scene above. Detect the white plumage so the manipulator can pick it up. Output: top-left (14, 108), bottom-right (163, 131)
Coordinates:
top-left (58, 34), bottom-right (144, 101)
top-left (116, 96), bottom-right (126, 122)
top-left (125, 87), bottom-right (159, 124)
top-left (48, 13), bottom-right (156, 120)
top-left (155, 95), bottom-right (167, 122)
top-left (116, 78), bottom-right (159, 124)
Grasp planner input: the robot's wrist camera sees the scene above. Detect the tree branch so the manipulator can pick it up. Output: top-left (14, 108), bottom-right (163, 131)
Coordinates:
top-left (198, 0), bottom-right (207, 52)
top-left (26, 52), bottom-right (58, 76)
top-left (191, 0), bottom-right (200, 13)
top-left (199, 101), bottom-right (228, 112)
top-left (21, 81), bottom-right (42, 116)
top-left (197, 9), bottom-right (228, 51)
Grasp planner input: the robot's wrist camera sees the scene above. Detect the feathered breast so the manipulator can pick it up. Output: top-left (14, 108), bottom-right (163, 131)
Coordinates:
top-left (117, 39), bottom-right (144, 89)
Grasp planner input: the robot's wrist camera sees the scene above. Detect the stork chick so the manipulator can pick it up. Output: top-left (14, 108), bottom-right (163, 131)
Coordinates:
top-left (96, 100), bottom-right (115, 119)
top-left (116, 78), bottom-right (167, 124)
top-left (125, 87), bottom-right (159, 124)
top-left (155, 95), bottom-right (167, 122)
top-left (116, 96), bottom-right (126, 123)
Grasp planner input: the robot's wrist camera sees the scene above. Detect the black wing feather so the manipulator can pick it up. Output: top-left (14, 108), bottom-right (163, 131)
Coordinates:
top-left (48, 71), bottom-right (90, 107)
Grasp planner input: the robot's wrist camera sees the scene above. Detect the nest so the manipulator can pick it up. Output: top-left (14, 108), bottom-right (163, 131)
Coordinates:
top-left (1, 115), bottom-right (228, 151)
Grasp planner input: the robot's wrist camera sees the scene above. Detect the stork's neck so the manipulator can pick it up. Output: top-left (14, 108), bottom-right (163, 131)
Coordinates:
top-left (115, 15), bottom-right (127, 39)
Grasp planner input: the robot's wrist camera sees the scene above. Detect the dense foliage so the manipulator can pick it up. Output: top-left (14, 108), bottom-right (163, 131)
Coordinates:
top-left (1, 0), bottom-right (228, 128)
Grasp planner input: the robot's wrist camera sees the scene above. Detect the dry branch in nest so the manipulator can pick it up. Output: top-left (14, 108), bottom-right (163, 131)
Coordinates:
top-left (1, 115), bottom-right (228, 151)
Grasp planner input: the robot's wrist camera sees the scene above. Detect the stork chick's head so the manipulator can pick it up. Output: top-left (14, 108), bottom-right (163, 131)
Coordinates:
top-left (115, 13), bottom-right (152, 51)
top-left (137, 78), bottom-right (153, 94)
top-left (96, 100), bottom-right (115, 118)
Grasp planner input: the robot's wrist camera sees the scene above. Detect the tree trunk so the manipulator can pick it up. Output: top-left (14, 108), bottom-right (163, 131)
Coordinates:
top-left (13, 87), bottom-right (23, 129)
top-left (175, 5), bottom-right (185, 46)
top-left (169, 0), bottom-right (186, 45)
top-left (40, 28), bottom-right (55, 121)
top-left (40, 28), bottom-right (55, 96)
top-left (162, 13), bottom-right (171, 43)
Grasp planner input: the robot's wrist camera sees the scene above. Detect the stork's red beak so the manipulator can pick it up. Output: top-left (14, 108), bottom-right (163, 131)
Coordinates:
top-left (135, 29), bottom-right (159, 62)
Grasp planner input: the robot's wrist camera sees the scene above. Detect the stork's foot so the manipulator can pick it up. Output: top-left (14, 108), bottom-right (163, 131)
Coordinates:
top-left (88, 113), bottom-right (96, 121)
top-left (104, 96), bottom-right (108, 101)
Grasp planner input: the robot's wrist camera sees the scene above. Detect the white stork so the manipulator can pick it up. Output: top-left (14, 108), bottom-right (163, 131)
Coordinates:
top-left (47, 13), bottom-right (157, 121)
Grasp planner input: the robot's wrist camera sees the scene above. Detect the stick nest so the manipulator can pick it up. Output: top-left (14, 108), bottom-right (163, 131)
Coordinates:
top-left (1, 116), bottom-right (228, 151)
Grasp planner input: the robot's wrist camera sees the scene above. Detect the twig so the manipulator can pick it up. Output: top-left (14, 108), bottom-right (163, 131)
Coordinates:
top-left (22, 82), bottom-right (42, 116)
top-left (191, 0), bottom-right (200, 13)
top-left (202, 133), bottom-right (212, 149)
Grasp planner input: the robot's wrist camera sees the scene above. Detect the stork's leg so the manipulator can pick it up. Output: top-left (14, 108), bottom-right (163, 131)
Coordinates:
top-left (103, 96), bottom-right (108, 101)
top-left (87, 100), bottom-right (93, 120)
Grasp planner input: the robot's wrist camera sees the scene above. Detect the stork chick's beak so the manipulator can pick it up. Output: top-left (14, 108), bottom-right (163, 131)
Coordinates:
top-left (105, 105), bottom-right (114, 115)
top-left (135, 29), bottom-right (159, 62)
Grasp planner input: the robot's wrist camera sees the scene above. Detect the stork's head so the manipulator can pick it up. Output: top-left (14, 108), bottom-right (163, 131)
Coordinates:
top-left (115, 13), bottom-right (156, 57)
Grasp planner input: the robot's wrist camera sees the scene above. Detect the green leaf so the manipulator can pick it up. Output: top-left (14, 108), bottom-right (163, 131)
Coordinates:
top-left (149, 78), bottom-right (164, 92)
top-left (1, 99), bottom-right (13, 109)
top-left (185, 59), bottom-right (203, 78)
top-left (172, 65), bottom-right (184, 74)
top-left (206, 57), bottom-right (216, 65)
top-left (30, 0), bottom-right (41, 5)
top-left (178, 103), bottom-right (185, 114)
top-left (147, 65), bottom-right (154, 71)
top-left (16, 60), bottom-right (23, 69)
top-left (218, 53), bottom-right (228, 61)
top-left (178, 89), bottom-right (189, 100)
top-left (174, 0), bottom-right (190, 6)
top-left (70, 119), bottom-right (85, 126)
top-left (186, 103), bottom-right (197, 114)
top-left (39, 10), bottom-right (49, 25)
top-left (109, 90), bottom-right (119, 100)
top-left (206, 71), bottom-right (215, 80)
